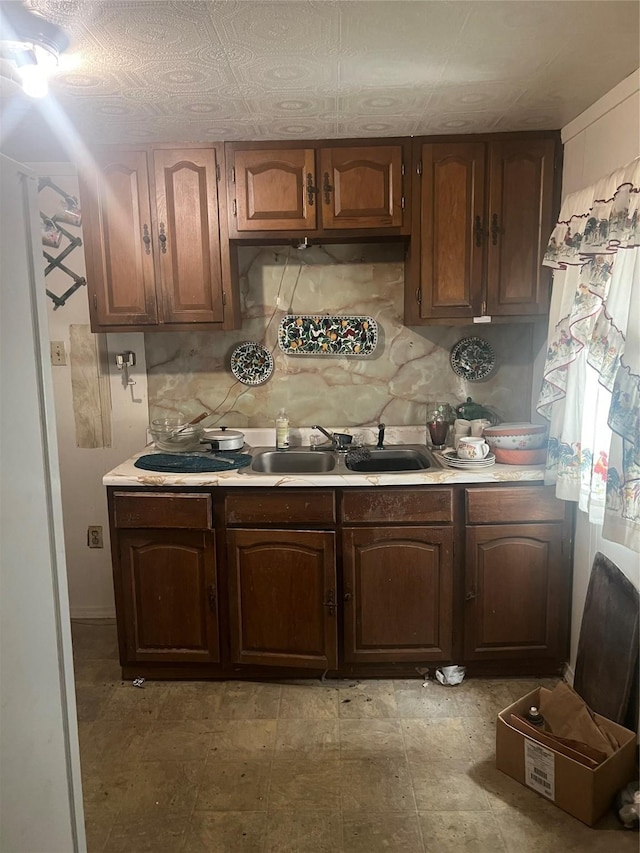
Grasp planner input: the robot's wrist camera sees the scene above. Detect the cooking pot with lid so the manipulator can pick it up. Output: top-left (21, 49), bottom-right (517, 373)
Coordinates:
top-left (202, 427), bottom-right (245, 451)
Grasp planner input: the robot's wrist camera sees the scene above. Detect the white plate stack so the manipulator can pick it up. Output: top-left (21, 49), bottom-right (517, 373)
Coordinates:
top-left (439, 449), bottom-right (496, 469)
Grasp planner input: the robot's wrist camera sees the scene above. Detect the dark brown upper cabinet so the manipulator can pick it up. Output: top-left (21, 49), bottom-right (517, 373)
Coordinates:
top-left (79, 144), bottom-right (240, 332)
top-left (225, 139), bottom-right (410, 241)
top-left (405, 133), bottom-right (560, 325)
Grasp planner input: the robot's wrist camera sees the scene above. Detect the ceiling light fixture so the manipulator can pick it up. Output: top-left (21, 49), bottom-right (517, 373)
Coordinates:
top-left (0, 1), bottom-right (69, 98)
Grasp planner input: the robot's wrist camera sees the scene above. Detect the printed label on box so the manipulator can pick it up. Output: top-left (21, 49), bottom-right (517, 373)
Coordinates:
top-left (524, 740), bottom-right (555, 800)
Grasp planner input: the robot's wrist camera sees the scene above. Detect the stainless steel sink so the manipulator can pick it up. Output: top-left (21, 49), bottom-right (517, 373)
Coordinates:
top-left (248, 445), bottom-right (437, 475)
top-left (344, 446), bottom-right (433, 473)
top-left (250, 449), bottom-right (337, 474)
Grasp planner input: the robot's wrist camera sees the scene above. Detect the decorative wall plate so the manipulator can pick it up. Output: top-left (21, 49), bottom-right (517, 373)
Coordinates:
top-left (278, 315), bottom-right (378, 356)
top-left (230, 342), bottom-right (274, 385)
top-left (450, 337), bottom-right (495, 381)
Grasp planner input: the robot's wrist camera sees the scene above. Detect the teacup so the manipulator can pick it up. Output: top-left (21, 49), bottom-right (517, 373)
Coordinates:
top-left (457, 437), bottom-right (490, 460)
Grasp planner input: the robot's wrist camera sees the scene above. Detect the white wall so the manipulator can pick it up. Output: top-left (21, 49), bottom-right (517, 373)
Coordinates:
top-left (34, 163), bottom-right (150, 618)
top-left (556, 71), bottom-right (640, 677)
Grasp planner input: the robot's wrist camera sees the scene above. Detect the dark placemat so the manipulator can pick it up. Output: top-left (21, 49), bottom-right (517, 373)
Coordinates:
top-left (134, 453), bottom-right (252, 473)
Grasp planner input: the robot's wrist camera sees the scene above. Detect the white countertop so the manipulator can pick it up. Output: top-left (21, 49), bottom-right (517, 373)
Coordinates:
top-left (103, 426), bottom-right (546, 488)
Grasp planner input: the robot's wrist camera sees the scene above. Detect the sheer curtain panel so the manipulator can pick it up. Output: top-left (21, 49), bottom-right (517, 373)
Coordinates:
top-left (537, 158), bottom-right (639, 553)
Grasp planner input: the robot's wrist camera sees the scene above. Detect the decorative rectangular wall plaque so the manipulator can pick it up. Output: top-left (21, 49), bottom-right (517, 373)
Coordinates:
top-left (278, 315), bottom-right (378, 356)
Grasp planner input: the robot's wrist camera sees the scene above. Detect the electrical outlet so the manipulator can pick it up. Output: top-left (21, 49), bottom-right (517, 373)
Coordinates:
top-left (50, 341), bottom-right (66, 366)
top-left (87, 526), bottom-right (103, 548)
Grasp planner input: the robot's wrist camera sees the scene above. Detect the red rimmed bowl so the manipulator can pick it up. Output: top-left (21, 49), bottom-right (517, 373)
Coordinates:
top-left (483, 422), bottom-right (548, 450)
top-left (493, 446), bottom-right (547, 465)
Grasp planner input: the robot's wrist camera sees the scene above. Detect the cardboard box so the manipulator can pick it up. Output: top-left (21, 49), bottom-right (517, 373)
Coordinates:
top-left (496, 687), bottom-right (637, 825)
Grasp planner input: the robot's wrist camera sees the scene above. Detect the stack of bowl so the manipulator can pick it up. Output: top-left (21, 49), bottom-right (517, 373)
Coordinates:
top-left (482, 422), bottom-right (548, 465)
top-left (149, 417), bottom-right (204, 453)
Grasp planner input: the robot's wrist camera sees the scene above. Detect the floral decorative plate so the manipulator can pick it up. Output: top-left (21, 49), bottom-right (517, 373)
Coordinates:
top-left (230, 342), bottom-right (274, 385)
top-left (450, 337), bottom-right (495, 381)
top-left (278, 315), bottom-right (378, 357)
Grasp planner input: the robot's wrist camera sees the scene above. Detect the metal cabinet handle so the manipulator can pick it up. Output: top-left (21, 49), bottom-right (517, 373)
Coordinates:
top-left (465, 589), bottom-right (478, 602)
top-left (491, 214), bottom-right (500, 245)
top-left (322, 172), bottom-right (333, 205)
top-left (306, 173), bottom-right (318, 206)
top-left (159, 222), bottom-right (167, 254)
top-left (208, 584), bottom-right (216, 612)
top-left (474, 216), bottom-right (484, 248)
top-left (323, 588), bottom-right (335, 616)
top-left (343, 591), bottom-right (352, 603)
top-left (142, 223), bottom-right (151, 255)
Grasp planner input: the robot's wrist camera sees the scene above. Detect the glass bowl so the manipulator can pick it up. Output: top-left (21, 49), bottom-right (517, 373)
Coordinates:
top-left (149, 418), bottom-right (203, 453)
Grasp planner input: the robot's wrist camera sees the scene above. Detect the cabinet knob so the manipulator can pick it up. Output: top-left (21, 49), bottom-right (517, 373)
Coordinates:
top-left (343, 591), bottom-right (352, 603)
top-left (465, 589), bottom-right (478, 602)
top-left (159, 222), bottom-right (167, 254)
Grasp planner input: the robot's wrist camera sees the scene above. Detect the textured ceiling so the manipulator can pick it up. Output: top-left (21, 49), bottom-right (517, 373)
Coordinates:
top-left (1, 0), bottom-right (639, 158)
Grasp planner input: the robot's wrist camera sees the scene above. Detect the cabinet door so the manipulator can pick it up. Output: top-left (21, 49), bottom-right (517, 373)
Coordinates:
top-left (342, 527), bottom-right (453, 663)
top-left (227, 529), bottom-right (337, 669)
top-left (80, 149), bottom-right (158, 327)
top-left (319, 145), bottom-right (404, 229)
top-left (118, 529), bottom-right (219, 663)
top-left (153, 148), bottom-right (224, 324)
top-left (464, 523), bottom-right (569, 662)
top-left (418, 142), bottom-right (486, 320)
top-left (486, 138), bottom-right (556, 316)
top-left (232, 148), bottom-right (317, 231)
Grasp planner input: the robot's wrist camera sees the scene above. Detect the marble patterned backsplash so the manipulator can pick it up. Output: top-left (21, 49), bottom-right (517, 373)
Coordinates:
top-left (145, 243), bottom-right (537, 431)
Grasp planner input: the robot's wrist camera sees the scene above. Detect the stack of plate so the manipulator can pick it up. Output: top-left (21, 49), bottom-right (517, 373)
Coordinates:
top-left (440, 449), bottom-right (496, 469)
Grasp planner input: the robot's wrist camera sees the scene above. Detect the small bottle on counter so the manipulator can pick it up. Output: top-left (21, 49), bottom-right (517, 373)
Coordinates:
top-left (276, 408), bottom-right (290, 450)
top-left (525, 706), bottom-right (546, 729)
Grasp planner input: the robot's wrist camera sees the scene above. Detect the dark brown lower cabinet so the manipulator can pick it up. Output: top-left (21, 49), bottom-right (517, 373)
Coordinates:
top-left (107, 483), bottom-right (572, 678)
top-left (226, 529), bottom-right (338, 669)
top-left (118, 528), bottom-right (220, 663)
top-left (342, 526), bottom-right (453, 662)
top-left (463, 485), bottom-right (572, 666)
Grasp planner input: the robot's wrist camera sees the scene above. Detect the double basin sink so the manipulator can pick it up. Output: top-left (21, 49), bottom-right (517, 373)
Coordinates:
top-left (248, 444), bottom-right (438, 475)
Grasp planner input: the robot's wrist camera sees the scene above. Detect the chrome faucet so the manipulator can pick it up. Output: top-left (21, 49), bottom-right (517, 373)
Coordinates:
top-left (311, 425), bottom-right (353, 452)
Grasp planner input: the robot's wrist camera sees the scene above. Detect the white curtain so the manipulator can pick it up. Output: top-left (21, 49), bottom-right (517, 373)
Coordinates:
top-left (537, 157), bottom-right (640, 553)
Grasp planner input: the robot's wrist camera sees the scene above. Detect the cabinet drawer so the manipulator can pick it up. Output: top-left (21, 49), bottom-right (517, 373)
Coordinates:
top-left (465, 486), bottom-right (566, 524)
top-left (225, 490), bottom-right (336, 525)
top-left (112, 492), bottom-right (212, 529)
top-left (341, 488), bottom-right (453, 524)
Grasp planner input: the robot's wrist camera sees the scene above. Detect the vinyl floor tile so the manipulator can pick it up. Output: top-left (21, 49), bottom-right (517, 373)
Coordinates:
top-left (337, 680), bottom-right (398, 718)
top-left (420, 810), bottom-right (507, 853)
top-left (183, 811), bottom-right (267, 853)
top-left (265, 809), bottom-right (344, 853)
top-left (195, 760), bottom-right (270, 812)
top-left (208, 718), bottom-right (277, 761)
top-left (158, 681), bottom-right (226, 721)
top-left (103, 813), bottom-right (189, 853)
top-left (274, 718), bottom-right (340, 759)
top-left (410, 759), bottom-right (491, 811)
top-left (269, 758), bottom-right (342, 811)
top-left (343, 811), bottom-right (424, 852)
top-left (279, 682), bottom-right (339, 719)
top-left (72, 625), bottom-right (625, 853)
top-left (142, 720), bottom-right (215, 762)
top-left (219, 681), bottom-right (282, 719)
top-left (339, 717), bottom-right (405, 759)
top-left (340, 757), bottom-right (416, 812)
